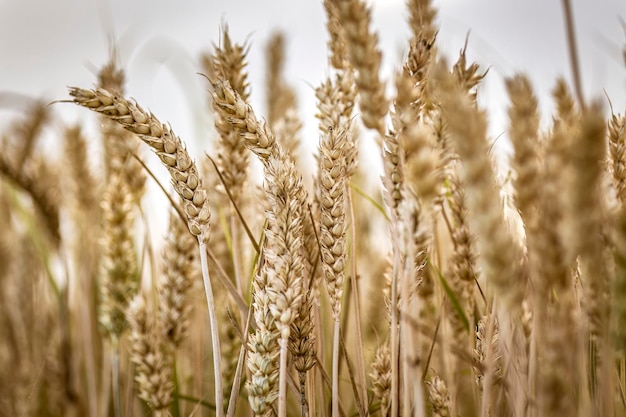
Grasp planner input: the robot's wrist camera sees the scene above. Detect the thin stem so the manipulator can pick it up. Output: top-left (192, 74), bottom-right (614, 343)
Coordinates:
top-left (226, 298), bottom-right (253, 417)
top-left (299, 371), bottom-right (309, 417)
top-left (79, 284), bottom-right (98, 417)
top-left (205, 247), bottom-right (249, 320)
top-left (332, 320), bottom-right (341, 417)
top-left (199, 241), bottom-right (224, 417)
top-left (206, 153), bottom-right (260, 253)
top-left (112, 346), bottom-right (121, 417)
top-left (172, 357), bottom-right (181, 417)
top-left (307, 368), bottom-right (315, 417)
top-left (346, 187), bottom-right (368, 412)
top-left (561, 0), bottom-right (586, 110)
top-left (278, 337), bottom-right (289, 417)
top-left (339, 330), bottom-right (366, 417)
top-left (480, 304), bottom-right (497, 417)
top-left (390, 247), bottom-right (400, 417)
top-left (401, 256), bottom-right (411, 417)
top-left (230, 213), bottom-right (246, 326)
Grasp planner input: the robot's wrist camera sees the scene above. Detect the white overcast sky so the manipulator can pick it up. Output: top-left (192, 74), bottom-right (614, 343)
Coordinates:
top-left (0, 0), bottom-right (625, 169)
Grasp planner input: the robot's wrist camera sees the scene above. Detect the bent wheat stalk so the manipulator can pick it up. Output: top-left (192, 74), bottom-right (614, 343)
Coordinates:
top-left (68, 87), bottom-right (224, 417)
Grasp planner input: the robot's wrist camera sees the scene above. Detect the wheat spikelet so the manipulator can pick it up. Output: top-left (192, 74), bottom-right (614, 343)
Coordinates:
top-left (262, 154), bottom-right (306, 417)
top-left (370, 343), bottom-right (392, 417)
top-left (432, 60), bottom-right (524, 309)
top-left (608, 112), bottom-right (626, 204)
top-left (426, 375), bottom-right (452, 417)
top-left (210, 79), bottom-right (277, 161)
top-left (97, 59), bottom-right (146, 203)
top-left (473, 316), bottom-right (502, 393)
top-left (523, 81), bottom-right (580, 416)
top-left (506, 74), bottom-right (540, 228)
top-left (159, 209), bottom-right (199, 348)
top-left (262, 155), bottom-right (305, 338)
top-left (288, 288), bottom-right (316, 407)
top-left (11, 100), bottom-right (50, 167)
top-left (97, 58), bottom-right (125, 92)
top-left (394, 70), bottom-right (441, 206)
top-left (127, 295), bottom-right (173, 411)
top-left (204, 26), bottom-right (251, 199)
top-left (265, 32), bottom-right (297, 129)
top-left (273, 108), bottom-right (303, 164)
top-left (99, 174), bottom-right (138, 342)
top-left (63, 125), bottom-right (99, 214)
top-left (319, 127), bottom-right (349, 319)
top-left (552, 78), bottom-right (578, 130)
top-left (315, 71), bottom-right (359, 183)
top-left (407, 0), bottom-right (437, 41)
top-left (451, 41), bottom-right (486, 102)
top-left (330, 0), bottom-right (388, 134)
top-left (323, 0), bottom-right (350, 70)
top-left (0, 152), bottom-right (60, 247)
top-left (247, 247), bottom-right (281, 416)
top-left (446, 173), bottom-right (478, 381)
top-left (69, 87), bottom-right (211, 244)
top-left (562, 103), bottom-right (609, 339)
top-left (381, 69), bottom-right (419, 219)
top-left (203, 25), bottom-right (250, 102)
top-left (404, 0), bottom-right (438, 118)
top-left (315, 71), bottom-right (356, 136)
top-left (212, 79), bottom-right (318, 289)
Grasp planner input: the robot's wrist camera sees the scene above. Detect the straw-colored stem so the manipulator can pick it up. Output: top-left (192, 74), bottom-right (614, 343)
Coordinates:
top-left (112, 347), bottom-right (121, 417)
top-left (480, 308), bottom-right (497, 417)
top-left (401, 266), bottom-right (411, 417)
top-left (390, 249), bottom-right (400, 417)
top-left (226, 299), bottom-right (253, 417)
top-left (79, 280), bottom-right (99, 417)
top-left (346, 187), bottom-right (368, 408)
top-left (278, 338), bottom-right (289, 417)
top-left (332, 320), bottom-right (340, 417)
top-left (200, 241), bottom-right (223, 417)
top-left (230, 212), bottom-right (245, 316)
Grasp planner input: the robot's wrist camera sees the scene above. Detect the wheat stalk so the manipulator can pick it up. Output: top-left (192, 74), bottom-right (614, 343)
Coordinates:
top-left (68, 86), bottom-right (224, 416)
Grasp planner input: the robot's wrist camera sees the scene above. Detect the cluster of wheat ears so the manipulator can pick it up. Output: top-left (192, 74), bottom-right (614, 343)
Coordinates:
top-left (1, 0), bottom-right (626, 416)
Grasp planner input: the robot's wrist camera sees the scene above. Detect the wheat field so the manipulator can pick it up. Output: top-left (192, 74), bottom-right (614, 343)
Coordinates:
top-left (1, 0), bottom-right (626, 417)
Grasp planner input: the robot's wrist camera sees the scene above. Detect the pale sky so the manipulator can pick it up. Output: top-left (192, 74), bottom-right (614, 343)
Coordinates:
top-left (1, 0), bottom-right (625, 206)
top-left (1, 0), bottom-right (624, 150)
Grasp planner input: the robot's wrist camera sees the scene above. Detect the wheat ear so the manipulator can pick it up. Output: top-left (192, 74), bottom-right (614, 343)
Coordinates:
top-left (427, 375), bottom-right (452, 417)
top-left (127, 294), bottom-right (173, 412)
top-left (68, 87), bottom-right (224, 416)
top-left (506, 74), bottom-right (541, 229)
top-left (265, 32), bottom-right (297, 129)
top-left (98, 173), bottom-right (138, 343)
top-left (330, 0), bottom-right (388, 134)
top-left (159, 208), bottom-right (199, 348)
top-left (204, 25), bottom-right (250, 199)
top-left (205, 26), bottom-right (252, 316)
top-left (431, 61), bottom-right (524, 310)
top-left (323, 0), bottom-right (350, 70)
top-left (97, 59), bottom-right (147, 204)
top-left (609, 112), bottom-right (626, 204)
top-left (211, 79), bottom-right (319, 287)
top-left (318, 126), bottom-right (349, 417)
top-left (262, 154), bottom-right (305, 417)
top-left (247, 239), bottom-right (281, 416)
